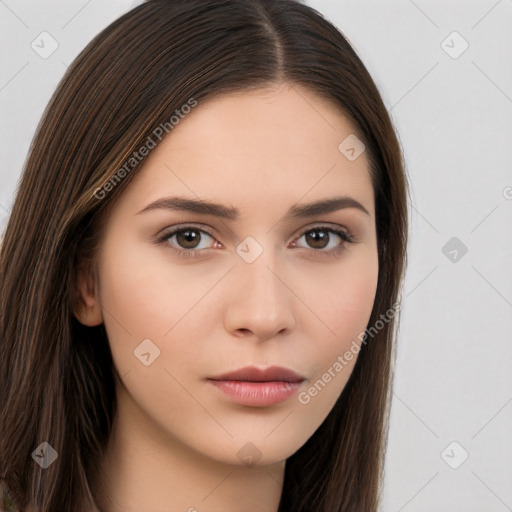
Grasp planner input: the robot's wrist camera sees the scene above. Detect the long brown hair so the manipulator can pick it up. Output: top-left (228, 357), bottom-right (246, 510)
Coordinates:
top-left (0, 1), bottom-right (409, 510)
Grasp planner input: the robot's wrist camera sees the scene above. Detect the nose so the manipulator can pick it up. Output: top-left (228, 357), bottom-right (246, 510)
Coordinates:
top-left (223, 250), bottom-right (297, 342)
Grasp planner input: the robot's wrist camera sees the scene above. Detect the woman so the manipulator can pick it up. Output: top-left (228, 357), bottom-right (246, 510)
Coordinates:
top-left (0, 0), bottom-right (409, 510)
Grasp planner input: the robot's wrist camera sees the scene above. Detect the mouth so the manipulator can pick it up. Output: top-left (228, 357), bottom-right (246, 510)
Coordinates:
top-left (207, 366), bottom-right (306, 407)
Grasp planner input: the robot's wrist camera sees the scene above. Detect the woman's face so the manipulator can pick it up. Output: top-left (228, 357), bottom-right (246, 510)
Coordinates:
top-left (81, 82), bottom-right (379, 467)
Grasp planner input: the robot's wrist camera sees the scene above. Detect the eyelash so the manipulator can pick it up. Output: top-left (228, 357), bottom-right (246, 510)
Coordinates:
top-left (156, 224), bottom-right (355, 260)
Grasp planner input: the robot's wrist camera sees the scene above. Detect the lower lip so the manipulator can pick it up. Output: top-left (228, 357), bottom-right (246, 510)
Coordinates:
top-left (209, 380), bottom-right (303, 406)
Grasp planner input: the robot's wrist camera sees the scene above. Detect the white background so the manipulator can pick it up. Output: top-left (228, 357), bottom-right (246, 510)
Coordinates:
top-left (1, 1), bottom-right (511, 510)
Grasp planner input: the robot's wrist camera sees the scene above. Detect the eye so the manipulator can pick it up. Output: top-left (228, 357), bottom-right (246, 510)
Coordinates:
top-left (292, 226), bottom-right (354, 253)
top-left (159, 225), bottom-right (217, 258)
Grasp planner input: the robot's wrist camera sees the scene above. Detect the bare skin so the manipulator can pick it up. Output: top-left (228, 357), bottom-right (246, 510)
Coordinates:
top-left (76, 81), bottom-right (379, 512)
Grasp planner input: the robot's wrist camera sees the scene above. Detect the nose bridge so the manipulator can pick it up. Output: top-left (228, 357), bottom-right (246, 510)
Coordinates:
top-left (237, 237), bottom-right (283, 307)
top-left (225, 235), bottom-right (296, 338)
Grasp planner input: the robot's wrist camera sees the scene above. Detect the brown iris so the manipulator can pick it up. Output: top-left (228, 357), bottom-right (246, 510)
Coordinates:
top-left (304, 229), bottom-right (330, 249)
top-left (176, 229), bottom-right (202, 249)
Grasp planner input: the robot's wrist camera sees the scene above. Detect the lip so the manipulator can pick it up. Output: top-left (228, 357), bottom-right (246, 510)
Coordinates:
top-left (210, 366), bottom-right (305, 383)
top-left (208, 366), bottom-right (306, 407)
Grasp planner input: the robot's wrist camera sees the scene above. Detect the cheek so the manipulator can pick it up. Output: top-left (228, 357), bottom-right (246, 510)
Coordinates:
top-left (302, 247), bottom-right (379, 345)
top-left (95, 237), bottom-right (218, 373)
top-left (297, 250), bottom-right (378, 402)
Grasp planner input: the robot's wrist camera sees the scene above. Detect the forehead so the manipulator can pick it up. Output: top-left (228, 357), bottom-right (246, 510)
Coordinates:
top-left (117, 83), bottom-right (374, 219)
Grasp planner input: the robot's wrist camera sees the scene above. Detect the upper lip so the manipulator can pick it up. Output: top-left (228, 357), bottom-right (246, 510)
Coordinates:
top-left (209, 366), bottom-right (305, 383)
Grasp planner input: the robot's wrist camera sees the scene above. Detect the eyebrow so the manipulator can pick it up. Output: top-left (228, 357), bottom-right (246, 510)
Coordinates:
top-left (137, 195), bottom-right (370, 219)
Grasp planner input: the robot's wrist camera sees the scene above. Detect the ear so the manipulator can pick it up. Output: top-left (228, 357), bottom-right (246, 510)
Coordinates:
top-left (73, 261), bottom-right (103, 326)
